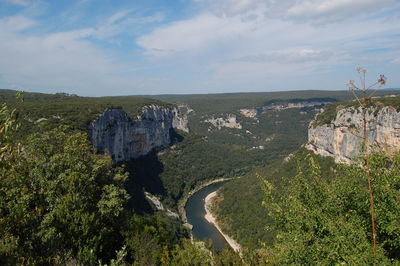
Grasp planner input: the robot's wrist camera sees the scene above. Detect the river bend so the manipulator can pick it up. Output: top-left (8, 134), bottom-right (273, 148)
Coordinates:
top-left (185, 181), bottom-right (228, 251)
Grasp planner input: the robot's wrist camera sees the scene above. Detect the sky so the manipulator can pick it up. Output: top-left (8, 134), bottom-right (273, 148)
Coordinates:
top-left (0, 0), bottom-right (399, 96)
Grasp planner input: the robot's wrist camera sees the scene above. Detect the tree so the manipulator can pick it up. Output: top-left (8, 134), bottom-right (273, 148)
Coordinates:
top-left (0, 125), bottom-right (130, 265)
top-left (261, 151), bottom-right (400, 264)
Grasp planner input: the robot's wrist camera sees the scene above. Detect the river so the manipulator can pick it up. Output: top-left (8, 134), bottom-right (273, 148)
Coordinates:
top-left (185, 181), bottom-right (229, 251)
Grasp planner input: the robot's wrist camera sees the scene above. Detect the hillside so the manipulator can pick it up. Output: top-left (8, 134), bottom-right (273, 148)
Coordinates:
top-left (150, 90), bottom-right (400, 147)
top-left (213, 95), bottom-right (400, 252)
top-left (213, 148), bottom-right (337, 248)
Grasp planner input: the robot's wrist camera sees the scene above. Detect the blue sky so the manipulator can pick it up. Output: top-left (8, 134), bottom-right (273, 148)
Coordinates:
top-left (0, 0), bottom-right (399, 96)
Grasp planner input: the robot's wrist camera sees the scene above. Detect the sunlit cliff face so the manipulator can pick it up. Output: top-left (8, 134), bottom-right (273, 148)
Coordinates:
top-left (307, 106), bottom-right (400, 163)
top-left (89, 105), bottom-right (188, 162)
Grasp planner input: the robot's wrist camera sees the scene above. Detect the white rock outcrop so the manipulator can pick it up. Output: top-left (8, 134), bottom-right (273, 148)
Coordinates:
top-left (89, 105), bottom-right (187, 163)
top-left (172, 105), bottom-right (190, 133)
top-left (306, 106), bottom-right (400, 163)
top-left (204, 115), bottom-right (242, 130)
top-left (239, 108), bottom-right (259, 118)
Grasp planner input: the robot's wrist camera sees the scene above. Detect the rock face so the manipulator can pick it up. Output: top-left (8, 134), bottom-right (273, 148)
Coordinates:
top-left (239, 108), bottom-right (259, 118)
top-left (172, 104), bottom-right (191, 133)
top-left (204, 114), bottom-right (242, 130)
top-left (89, 105), bottom-right (188, 163)
top-left (306, 106), bottom-right (400, 163)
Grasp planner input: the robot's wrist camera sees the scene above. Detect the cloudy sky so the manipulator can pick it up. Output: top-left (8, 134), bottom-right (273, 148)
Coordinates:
top-left (0, 0), bottom-right (399, 96)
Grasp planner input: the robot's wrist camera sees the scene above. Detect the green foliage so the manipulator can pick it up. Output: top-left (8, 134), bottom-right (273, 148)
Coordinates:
top-left (0, 93), bottom-right (23, 160)
top-left (185, 107), bottom-right (314, 148)
top-left (161, 239), bottom-right (247, 266)
top-left (165, 239), bottom-right (213, 265)
top-left (155, 98), bottom-right (323, 211)
top-left (369, 153), bottom-right (400, 259)
top-left (261, 152), bottom-right (400, 264)
top-left (0, 89), bottom-right (170, 140)
top-left (2, 89), bottom-right (400, 264)
top-left (0, 102), bottom-right (190, 265)
top-left (157, 132), bottom-right (302, 209)
top-left (0, 126), bottom-right (131, 264)
top-left (213, 148), bottom-right (336, 249)
top-left (151, 90), bottom-right (389, 114)
top-left (120, 213), bottom-right (188, 265)
top-left (213, 247), bottom-right (243, 265)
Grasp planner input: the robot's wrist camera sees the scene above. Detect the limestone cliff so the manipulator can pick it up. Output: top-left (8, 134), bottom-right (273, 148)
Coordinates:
top-left (306, 105), bottom-right (400, 163)
top-left (172, 104), bottom-right (191, 133)
top-left (89, 105), bottom-right (188, 162)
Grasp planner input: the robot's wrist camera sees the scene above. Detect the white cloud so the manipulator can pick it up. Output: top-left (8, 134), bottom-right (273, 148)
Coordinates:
top-left (194, 0), bottom-right (267, 16)
top-left (137, 9), bottom-right (399, 60)
top-left (236, 49), bottom-right (332, 63)
top-left (93, 11), bottom-right (165, 40)
top-left (193, 0), bottom-right (396, 24)
top-left (0, 1), bottom-right (399, 95)
top-left (137, 13), bottom-right (256, 55)
top-left (107, 10), bottom-right (130, 24)
top-left (0, 15), bottom-right (147, 95)
top-left (0, 15), bottom-right (35, 31)
top-left (136, 4), bottom-right (400, 92)
top-left (286, 0), bottom-right (395, 23)
top-left (1, 0), bottom-right (31, 7)
top-left (123, 12), bottom-right (165, 25)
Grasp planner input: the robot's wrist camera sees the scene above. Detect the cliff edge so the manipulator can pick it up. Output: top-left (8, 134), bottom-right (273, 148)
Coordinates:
top-left (89, 104), bottom-right (188, 162)
top-left (306, 101), bottom-right (400, 163)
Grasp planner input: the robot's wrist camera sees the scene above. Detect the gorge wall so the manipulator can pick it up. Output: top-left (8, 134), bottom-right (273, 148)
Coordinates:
top-left (306, 105), bottom-right (400, 163)
top-left (89, 105), bottom-right (188, 162)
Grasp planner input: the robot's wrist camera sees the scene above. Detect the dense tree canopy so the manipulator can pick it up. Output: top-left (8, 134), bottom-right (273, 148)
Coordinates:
top-left (262, 153), bottom-right (400, 264)
top-left (0, 124), bottom-right (130, 264)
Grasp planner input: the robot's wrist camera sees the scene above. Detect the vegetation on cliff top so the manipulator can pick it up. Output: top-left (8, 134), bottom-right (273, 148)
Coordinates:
top-left (0, 89), bottom-right (171, 138)
top-left (150, 89), bottom-right (400, 114)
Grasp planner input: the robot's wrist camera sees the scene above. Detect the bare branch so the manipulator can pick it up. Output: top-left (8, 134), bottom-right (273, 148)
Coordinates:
top-left (348, 66), bottom-right (387, 257)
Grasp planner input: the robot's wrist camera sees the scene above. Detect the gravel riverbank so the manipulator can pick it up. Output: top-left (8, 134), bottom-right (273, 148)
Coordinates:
top-left (204, 191), bottom-right (241, 253)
